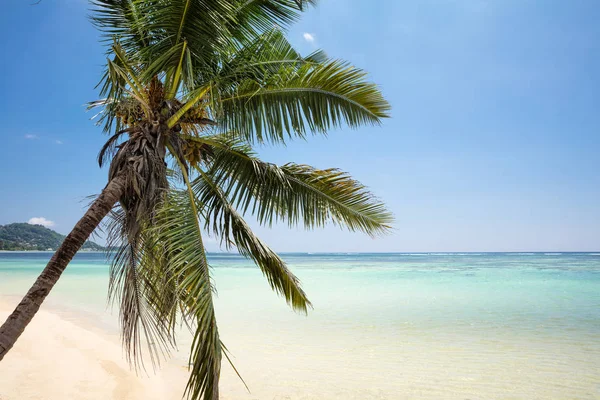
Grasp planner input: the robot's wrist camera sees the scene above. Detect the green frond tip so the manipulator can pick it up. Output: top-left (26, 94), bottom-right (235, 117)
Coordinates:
top-left (280, 163), bottom-right (394, 236)
top-left (218, 59), bottom-right (391, 143)
top-left (195, 168), bottom-right (312, 313)
top-left (201, 135), bottom-right (394, 236)
top-left (236, 236), bottom-right (312, 313)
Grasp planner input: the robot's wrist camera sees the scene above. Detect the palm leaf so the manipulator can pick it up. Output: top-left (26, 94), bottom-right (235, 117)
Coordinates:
top-left (90, 0), bottom-right (152, 51)
top-left (230, 0), bottom-right (317, 41)
top-left (104, 207), bottom-right (177, 371)
top-left (195, 168), bottom-right (311, 313)
top-left (189, 135), bottom-right (393, 235)
top-left (217, 59), bottom-right (390, 143)
top-left (214, 29), bottom-right (326, 87)
top-left (152, 165), bottom-right (222, 400)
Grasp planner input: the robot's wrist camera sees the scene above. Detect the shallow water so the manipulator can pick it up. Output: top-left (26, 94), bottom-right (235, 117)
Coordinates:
top-left (1, 252), bottom-right (599, 399)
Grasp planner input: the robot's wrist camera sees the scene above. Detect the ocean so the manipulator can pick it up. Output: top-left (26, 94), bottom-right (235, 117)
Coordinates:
top-left (1, 252), bottom-right (599, 399)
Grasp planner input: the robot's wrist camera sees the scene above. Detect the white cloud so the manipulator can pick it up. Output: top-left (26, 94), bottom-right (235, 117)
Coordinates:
top-left (303, 32), bottom-right (315, 43)
top-left (28, 217), bottom-right (55, 228)
top-left (55, 140), bottom-right (63, 145)
top-left (24, 134), bottom-right (39, 140)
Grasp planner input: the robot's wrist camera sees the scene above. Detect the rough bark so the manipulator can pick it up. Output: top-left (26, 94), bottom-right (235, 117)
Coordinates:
top-left (0, 175), bottom-right (127, 361)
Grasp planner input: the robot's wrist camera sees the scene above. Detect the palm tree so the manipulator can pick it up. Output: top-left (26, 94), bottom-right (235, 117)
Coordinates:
top-left (0, 1), bottom-right (392, 399)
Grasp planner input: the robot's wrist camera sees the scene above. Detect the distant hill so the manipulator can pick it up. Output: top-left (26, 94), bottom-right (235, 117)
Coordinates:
top-left (0, 223), bottom-right (104, 251)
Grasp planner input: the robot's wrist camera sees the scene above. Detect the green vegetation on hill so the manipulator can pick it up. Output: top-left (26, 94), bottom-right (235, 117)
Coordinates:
top-left (0, 223), bottom-right (104, 251)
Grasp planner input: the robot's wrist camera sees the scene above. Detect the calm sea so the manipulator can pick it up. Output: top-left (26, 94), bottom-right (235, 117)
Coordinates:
top-left (1, 252), bottom-right (600, 399)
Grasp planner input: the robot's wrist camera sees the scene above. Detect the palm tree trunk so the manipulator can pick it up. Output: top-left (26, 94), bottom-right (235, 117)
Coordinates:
top-left (0, 175), bottom-right (127, 361)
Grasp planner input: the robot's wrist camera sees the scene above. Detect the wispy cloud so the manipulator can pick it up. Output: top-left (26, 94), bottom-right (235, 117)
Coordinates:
top-left (303, 32), bottom-right (315, 43)
top-left (28, 217), bottom-right (55, 228)
top-left (55, 140), bottom-right (63, 145)
top-left (24, 134), bottom-right (39, 140)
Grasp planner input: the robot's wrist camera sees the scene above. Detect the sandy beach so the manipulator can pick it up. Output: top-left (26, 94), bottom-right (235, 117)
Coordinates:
top-left (0, 299), bottom-right (190, 400)
top-left (0, 295), bottom-right (407, 400)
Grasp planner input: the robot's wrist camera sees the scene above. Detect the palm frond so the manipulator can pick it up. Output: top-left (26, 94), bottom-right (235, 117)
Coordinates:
top-left (214, 29), bottom-right (325, 86)
top-left (217, 59), bottom-right (390, 143)
top-left (104, 207), bottom-right (177, 371)
top-left (95, 43), bottom-right (151, 133)
top-left (90, 0), bottom-right (152, 51)
top-left (190, 135), bottom-right (393, 236)
top-left (91, 0), bottom-right (322, 100)
top-left (166, 40), bottom-right (189, 98)
top-left (152, 167), bottom-right (222, 400)
top-left (136, 0), bottom-right (234, 82)
top-left (167, 86), bottom-right (212, 129)
top-left (196, 169), bottom-right (311, 313)
top-left (230, 0), bottom-right (317, 40)
top-left (98, 127), bottom-right (135, 167)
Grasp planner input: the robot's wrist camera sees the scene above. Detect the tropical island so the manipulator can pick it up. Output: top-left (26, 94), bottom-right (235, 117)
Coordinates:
top-left (0, 223), bottom-right (104, 251)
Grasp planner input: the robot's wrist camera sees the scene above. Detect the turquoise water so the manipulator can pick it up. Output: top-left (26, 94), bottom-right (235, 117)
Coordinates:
top-left (1, 252), bottom-right (600, 398)
top-left (2, 252), bottom-right (598, 334)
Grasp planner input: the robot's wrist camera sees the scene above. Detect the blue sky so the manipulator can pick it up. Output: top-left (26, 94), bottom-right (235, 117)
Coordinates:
top-left (1, 0), bottom-right (599, 252)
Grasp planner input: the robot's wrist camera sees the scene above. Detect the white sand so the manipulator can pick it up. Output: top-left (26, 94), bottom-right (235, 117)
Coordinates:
top-left (0, 301), bottom-right (189, 400)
